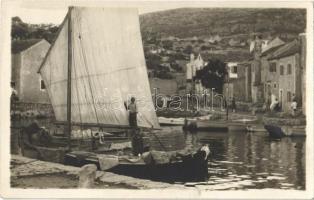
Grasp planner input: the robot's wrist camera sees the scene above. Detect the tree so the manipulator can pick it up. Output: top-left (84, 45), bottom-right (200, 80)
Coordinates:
top-left (145, 53), bottom-right (161, 70)
top-left (194, 58), bottom-right (227, 94)
top-left (11, 17), bottom-right (29, 40)
top-left (11, 16), bottom-right (59, 42)
top-left (183, 45), bottom-right (193, 55)
top-left (161, 40), bottom-right (173, 50)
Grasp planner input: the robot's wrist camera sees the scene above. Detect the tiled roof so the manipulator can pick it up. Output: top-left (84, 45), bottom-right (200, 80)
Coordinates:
top-left (199, 50), bottom-right (251, 63)
top-left (11, 39), bottom-right (43, 54)
top-left (268, 39), bottom-right (300, 60)
top-left (261, 44), bottom-right (285, 57)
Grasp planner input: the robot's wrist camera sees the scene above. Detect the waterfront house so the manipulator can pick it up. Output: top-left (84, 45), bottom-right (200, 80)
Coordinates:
top-left (267, 38), bottom-right (303, 112)
top-left (260, 39), bottom-right (286, 105)
top-left (11, 39), bottom-right (51, 104)
top-left (223, 62), bottom-right (251, 102)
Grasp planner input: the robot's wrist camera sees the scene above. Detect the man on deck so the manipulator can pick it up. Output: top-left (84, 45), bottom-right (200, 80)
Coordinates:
top-left (128, 97), bottom-right (143, 156)
top-left (128, 97), bottom-right (138, 128)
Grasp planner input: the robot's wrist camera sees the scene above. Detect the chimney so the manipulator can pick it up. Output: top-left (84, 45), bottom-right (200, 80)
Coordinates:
top-left (190, 53), bottom-right (195, 62)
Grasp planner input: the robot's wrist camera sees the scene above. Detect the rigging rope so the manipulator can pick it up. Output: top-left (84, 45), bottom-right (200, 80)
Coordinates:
top-left (76, 14), bottom-right (101, 149)
top-left (72, 42), bottom-right (84, 147)
top-left (76, 14), bottom-right (100, 126)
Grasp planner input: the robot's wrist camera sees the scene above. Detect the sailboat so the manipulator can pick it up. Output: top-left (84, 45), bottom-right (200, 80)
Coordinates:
top-left (35, 6), bottom-right (209, 181)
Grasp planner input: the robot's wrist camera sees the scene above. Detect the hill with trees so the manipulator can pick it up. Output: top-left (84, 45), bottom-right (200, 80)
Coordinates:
top-left (140, 8), bottom-right (306, 39)
top-left (11, 16), bottom-right (59, 43)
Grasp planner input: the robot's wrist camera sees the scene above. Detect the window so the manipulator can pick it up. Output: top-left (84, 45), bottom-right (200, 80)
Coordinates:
top-left (40, 79), bottom-right (46, 90)
top-left (274, 83), bottom-right (277, 88)
top-left (11, 81), bottom-right (16, 88)
top-left (280, 65), bottom-right (284, 75)
top-left (287, 91), bottom-right (291, 102)
top-left (287, 64), bottom-right (292, 74)
top-left (233, 66), bottom-right (238, 73)
top-left (269, 62), bottom-right (276, 72)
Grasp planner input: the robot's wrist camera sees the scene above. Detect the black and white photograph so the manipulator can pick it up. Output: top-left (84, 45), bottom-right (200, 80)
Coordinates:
top-left (0, 0), bottom-right (313, 198)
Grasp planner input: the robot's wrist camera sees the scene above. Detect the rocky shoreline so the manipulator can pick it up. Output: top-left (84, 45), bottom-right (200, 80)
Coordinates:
top-left (10, 155), bottom-right (185, 189)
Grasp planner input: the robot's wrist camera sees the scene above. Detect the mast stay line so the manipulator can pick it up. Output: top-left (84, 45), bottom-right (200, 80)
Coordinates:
top-left (66, 7), bottom-right (73, 151)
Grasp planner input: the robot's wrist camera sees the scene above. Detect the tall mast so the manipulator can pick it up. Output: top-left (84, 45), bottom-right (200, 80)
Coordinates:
top-left (67, 6), bottom-right (73, 150)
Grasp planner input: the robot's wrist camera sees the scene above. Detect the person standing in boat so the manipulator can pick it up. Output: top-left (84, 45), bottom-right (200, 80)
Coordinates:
top-left (127, 97), bottom-right (143, 156)
top-left (128, 97), bottom-right (138, 128)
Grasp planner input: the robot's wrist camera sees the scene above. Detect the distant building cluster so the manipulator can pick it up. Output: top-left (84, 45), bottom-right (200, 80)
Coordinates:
top-left (11, 32), bottom-right (307, 116)
top-left (223, 34), bottom-right (306, 114)
top-left (186, 54), bottom-right (208, 96)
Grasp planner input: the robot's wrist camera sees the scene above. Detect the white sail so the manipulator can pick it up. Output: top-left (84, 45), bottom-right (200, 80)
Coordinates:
top-left (40, 16), bottom-right (68, 122)
top-left (39, 7), bottom-right (160, 128)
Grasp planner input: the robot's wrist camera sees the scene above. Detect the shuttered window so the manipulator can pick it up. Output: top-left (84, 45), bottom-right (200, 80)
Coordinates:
top-left (287, 64), bottom-right (292, 74)
top-left (40, 80), bottom-right (46, 90)
top-left (287, 91), bottom-right (291, 102)
top-left (280, 65), bottom-right (284, 75)
top-left (269, 62), bottom-right (276, 72)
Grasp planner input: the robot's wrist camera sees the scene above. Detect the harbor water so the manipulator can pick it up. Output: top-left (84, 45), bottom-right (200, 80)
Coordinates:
top-left (11, 119), bottom-right (305, 190)
top-left (172, 126), bottom-right (305, 190)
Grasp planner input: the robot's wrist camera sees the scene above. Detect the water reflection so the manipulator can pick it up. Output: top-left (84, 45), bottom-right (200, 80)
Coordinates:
top-left (11, 119), bottom-right (305, 190)
top-left (183, 128), bottom-right (305, 190)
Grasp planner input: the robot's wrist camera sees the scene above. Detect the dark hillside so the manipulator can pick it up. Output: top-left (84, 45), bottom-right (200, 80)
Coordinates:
top-left (140, 8), bottom-right (306, 38)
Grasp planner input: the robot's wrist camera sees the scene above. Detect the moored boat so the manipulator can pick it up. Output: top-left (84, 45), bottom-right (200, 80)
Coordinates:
top-left (184, 119), bottom-right (228, 132)
top-left (158, 117), bottom-right (185, 126)
top-left (14, 6), bottom-right (209, 181)
top-left (64, 144), bottom-right (210, 181)
top-left (264, 125), bottom-right (285, 139)
top-left (228, 118), bottom-right (257, 132)
top-left (246, 125), bottom-right (266, 132)
top-left (263, 116), bottom-right (306, 137)
top-left (264, 125), bottom-right (306, 138)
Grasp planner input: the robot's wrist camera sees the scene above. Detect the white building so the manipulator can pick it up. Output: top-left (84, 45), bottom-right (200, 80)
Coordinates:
top-left (227, 62), bottom-right (238, 79)
top-left (186, 53), bottom-right (206, 95)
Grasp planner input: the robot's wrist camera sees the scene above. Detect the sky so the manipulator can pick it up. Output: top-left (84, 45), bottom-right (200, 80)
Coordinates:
top-left (9, 1), bottom-right (309, 25)
top-left (11, 7), bottom-right (179, 25)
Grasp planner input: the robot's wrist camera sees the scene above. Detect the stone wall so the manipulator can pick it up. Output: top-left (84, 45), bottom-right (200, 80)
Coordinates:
top-left (263, 116), bottom-right (306, 126)
top-left (11, 102), bottom-right (54, 118)
top-left (18, 40), bottom-right (51, 104)
top-left (251, 59), bottom-right (264, 103)
top-left (11, 54), bottom-right (22, 92)
top-left (261, 57), bottom-right (280, 104)
top-left (300, 34), bottom-right (306, 114)
top-left (276, 54), bottom-right (300, 112)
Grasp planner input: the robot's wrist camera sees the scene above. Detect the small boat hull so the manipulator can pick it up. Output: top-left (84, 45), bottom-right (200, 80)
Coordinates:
top-left (228, 124), bottom-right (247, 132)
top-left (184, 120), bottom-right (228, 132)
top-left (264, 125), bottom-right (306, 138)
top-left (246, 126), bottom-right (267, 132)
top-left (64, 150), bottom-right (209, 182)
top-left (158, 117), bottom-right (185, 126)
top-left (109, 155), bottom-right (208, 182)
top-left (264, 125), bottom-right (285, 139)
top-left (228, 119), bottom-right (257, 132)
